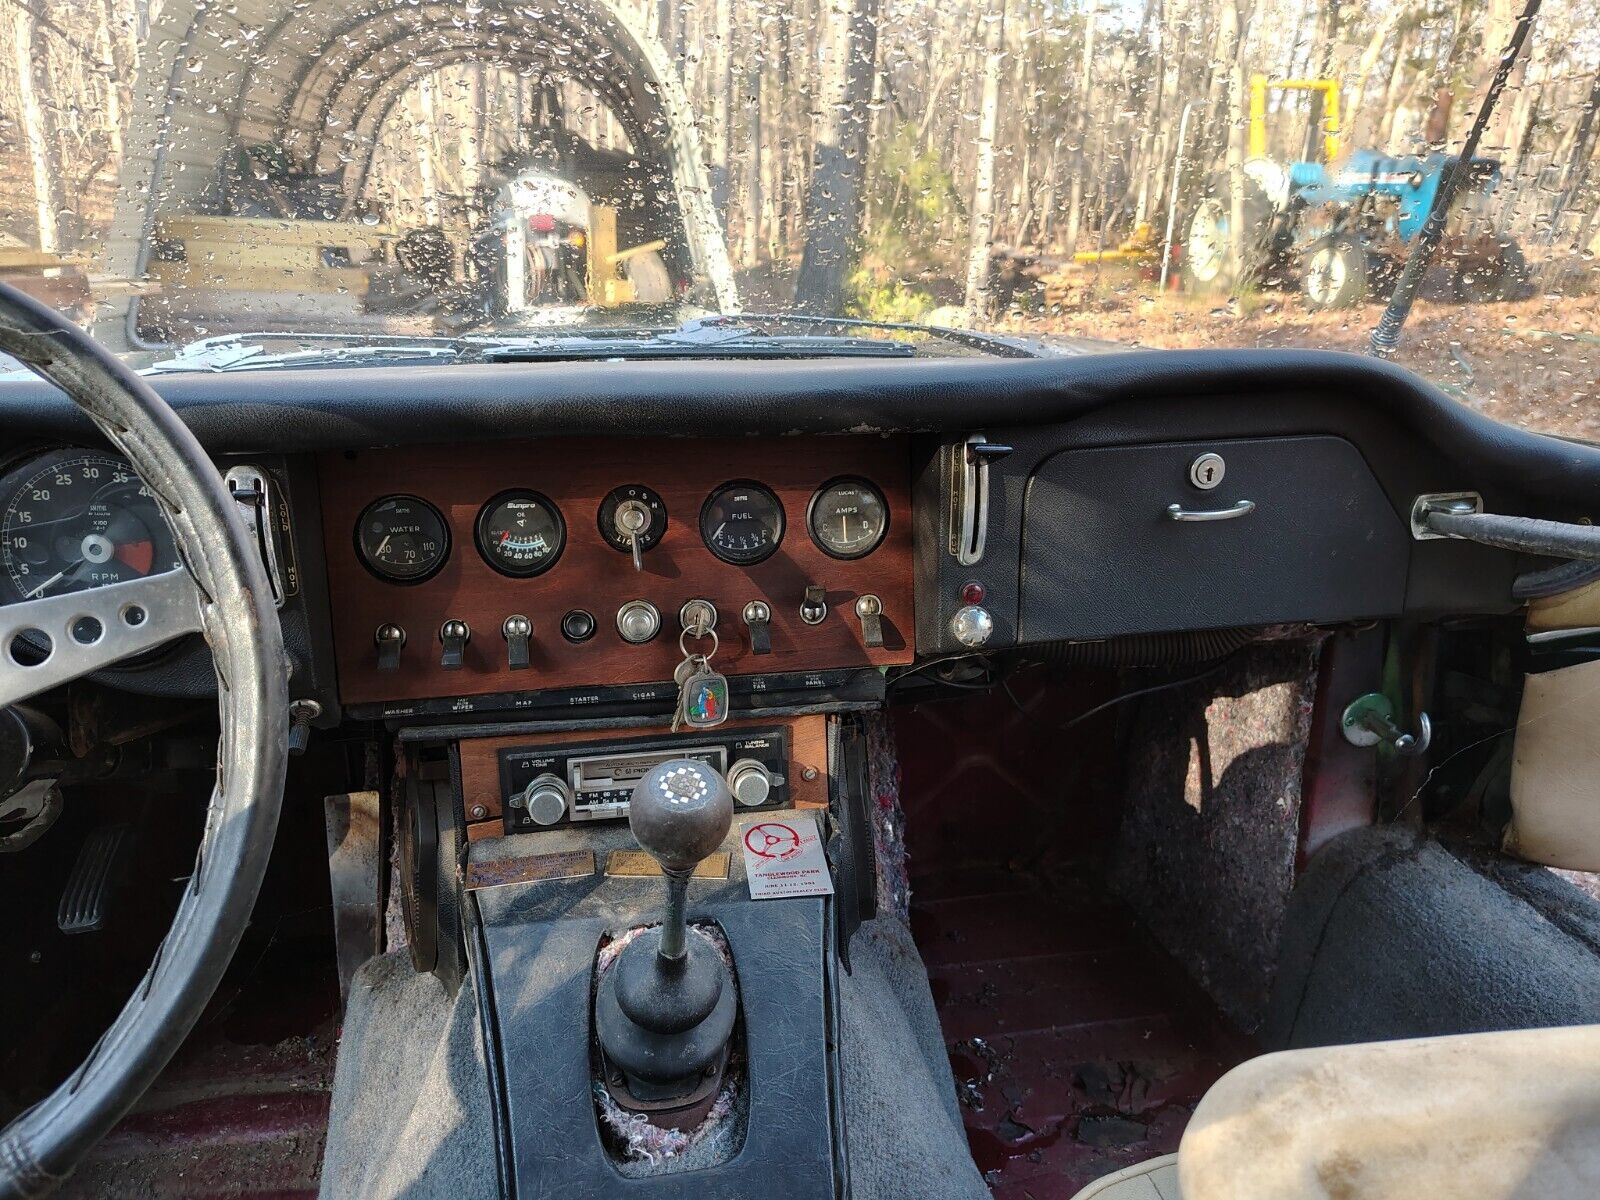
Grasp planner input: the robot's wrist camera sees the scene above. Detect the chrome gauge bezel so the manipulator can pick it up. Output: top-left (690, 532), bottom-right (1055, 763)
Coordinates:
top-left (699, 480), bottom-right (785, 565)
top-left (474, 488), bottom-right (566, 578)
top-left (0, 448), bottom-right (184, 606)
top-left (353, 494), bottom-right (452, 585)
top-left (806, 475), bottom-right (889, 561)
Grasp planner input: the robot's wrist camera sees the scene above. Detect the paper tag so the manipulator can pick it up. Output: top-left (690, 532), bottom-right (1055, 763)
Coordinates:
top-left (740, 814), bottom-right (834, 900)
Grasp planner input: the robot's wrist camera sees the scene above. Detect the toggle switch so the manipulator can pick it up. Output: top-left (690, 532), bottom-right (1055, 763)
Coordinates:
top-left (854, 594), bottom-right (885, 648)
top-left (375, 623), bottom-right (405, 671)
top-left (800, 585), bottom-right (828, 626)
top-left (439, 619), bottom-right (470, 669)
top-left (742, 600), bottom-right (772, 655)
top-left (502, 614), bottom-right (531, 670)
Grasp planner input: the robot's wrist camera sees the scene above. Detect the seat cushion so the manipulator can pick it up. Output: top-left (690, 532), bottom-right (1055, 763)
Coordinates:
top-left (1069, 1154), bottom-right (1181, 1200)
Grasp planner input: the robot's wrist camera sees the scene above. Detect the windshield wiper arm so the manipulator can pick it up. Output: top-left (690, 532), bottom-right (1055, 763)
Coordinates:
top-left (470, 331), bottom-right (916, 362)
top-left (685, 313), bottom-right (1039, 358)
top-left (147, 332), bottom-right (464, 374)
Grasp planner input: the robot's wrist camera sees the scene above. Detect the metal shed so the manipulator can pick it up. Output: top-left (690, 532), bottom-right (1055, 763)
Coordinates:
top-left (100, 0), bottom-right (737, 347)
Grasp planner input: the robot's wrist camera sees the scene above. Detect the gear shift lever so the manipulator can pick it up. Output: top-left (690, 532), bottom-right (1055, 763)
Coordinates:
top-left (596, 760), bottom-right (737, 1115)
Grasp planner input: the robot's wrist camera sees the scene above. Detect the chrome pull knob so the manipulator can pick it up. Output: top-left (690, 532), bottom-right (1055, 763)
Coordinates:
top-left (949, 604), bottom-right (993, 648)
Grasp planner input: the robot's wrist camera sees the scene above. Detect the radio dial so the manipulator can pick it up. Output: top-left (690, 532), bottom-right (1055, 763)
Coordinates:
top-left (521, 773), bottom-right (572, 826)
top-left (726, 759), bottom-right (774, 807)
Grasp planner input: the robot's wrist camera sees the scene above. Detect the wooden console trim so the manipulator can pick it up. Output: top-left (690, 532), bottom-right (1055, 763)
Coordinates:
top-left (458, 713), bottom-right (830, 841)
top-left (318, 436), bottom-right (914, 705)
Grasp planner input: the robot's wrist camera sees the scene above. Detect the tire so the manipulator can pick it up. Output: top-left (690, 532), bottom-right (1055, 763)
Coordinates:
top-left (1453, 237), bottom-right (1530, 303)
top-left (1181, 172), bottom-right (1278, 296)
top-left (1302, 235), bottom-right (1369, 310)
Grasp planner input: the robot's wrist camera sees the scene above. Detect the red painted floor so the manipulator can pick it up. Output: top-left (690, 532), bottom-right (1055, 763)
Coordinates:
top-left (896, 683), bottom-right (1255, 1198)
top-left (910, 869), bottom-right (1252, 1198)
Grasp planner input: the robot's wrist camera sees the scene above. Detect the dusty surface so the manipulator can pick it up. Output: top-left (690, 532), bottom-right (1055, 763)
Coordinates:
top-left (1003, 283), bottom-right (1600, 443)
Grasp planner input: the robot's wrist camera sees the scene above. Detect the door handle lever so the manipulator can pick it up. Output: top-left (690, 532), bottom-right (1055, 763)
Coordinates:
top-left (1166, 499), bottom-right (1255, 522)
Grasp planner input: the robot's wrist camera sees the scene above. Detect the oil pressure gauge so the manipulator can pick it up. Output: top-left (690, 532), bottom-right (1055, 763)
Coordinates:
top-left (808, 478), bottom-right (888, 560)
top-left (476, 490), bottom-right (565, 577)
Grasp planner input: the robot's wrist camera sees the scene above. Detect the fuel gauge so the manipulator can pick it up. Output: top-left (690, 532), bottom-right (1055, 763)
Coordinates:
top-left (808, 478), bottom-right (888, 560)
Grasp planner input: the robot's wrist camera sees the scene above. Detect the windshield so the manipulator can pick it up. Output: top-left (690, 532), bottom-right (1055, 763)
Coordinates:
top-left (1, 0), bottom-right (1596, 429)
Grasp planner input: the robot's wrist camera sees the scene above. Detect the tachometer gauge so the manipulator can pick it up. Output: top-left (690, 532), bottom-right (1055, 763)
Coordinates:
top-left (700, 481), bottom-right (784, 565)
top-left (476, 490), bottom-right (565, 577)
top-left (0, 451), bottom-right (183, 604)
top-left (808, 477), bottom-right (888, 560)
top-left (355, 495), bottom-right (450, 583)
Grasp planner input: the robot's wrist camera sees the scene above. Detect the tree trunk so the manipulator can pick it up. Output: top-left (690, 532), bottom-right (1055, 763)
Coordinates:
top-left (793, 0), bottom-right (880, 312)
top-left (963, 0), bottom-right (1005, 319)
top-left (1221, 0), bottom-right (1246, 285)
top-left (1062, 4), bottom-right (1098, 253)
top-left (12, 9), bottom-right (58, 252)
top-left (415, 76), bottom-right (442, 227)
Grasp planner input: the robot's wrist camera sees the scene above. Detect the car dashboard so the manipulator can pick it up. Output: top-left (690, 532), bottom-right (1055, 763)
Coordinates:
top-left (1, 349), bottom-right (1590, 843)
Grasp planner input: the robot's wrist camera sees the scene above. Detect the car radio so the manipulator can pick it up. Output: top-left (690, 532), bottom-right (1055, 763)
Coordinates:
top-left (497, 726), bottom-right (790, 834)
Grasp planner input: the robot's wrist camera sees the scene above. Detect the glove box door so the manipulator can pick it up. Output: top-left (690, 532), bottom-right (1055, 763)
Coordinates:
top-left (1019, 435), bottom-right (1409, 641)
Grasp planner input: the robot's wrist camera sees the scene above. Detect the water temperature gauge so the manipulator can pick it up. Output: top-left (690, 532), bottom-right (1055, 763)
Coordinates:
top-left (355, 495), bottom-right (450, 583)
top-left (475, 490), bottom-right (566, 577)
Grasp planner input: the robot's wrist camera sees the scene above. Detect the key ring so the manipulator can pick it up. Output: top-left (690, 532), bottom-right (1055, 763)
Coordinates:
top-left (679, 625), bottom-right (719, 661)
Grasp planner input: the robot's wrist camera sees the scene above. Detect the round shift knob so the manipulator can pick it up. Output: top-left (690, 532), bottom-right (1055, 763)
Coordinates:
top-left (629, 759), bottom-right (733, 874)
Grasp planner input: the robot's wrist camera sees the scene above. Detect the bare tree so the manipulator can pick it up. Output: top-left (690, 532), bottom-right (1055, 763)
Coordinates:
top-left (963, 0), bottom-right (1005, 318)
top-left (794, 0), bottom-right (881, 312)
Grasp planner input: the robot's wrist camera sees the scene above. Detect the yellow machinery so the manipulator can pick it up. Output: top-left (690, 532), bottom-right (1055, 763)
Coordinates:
top-left (585, 206), bottom-right (668, 306)
top-left (1249, 74), bottom-right (1343, 165)
top-left (1071, 222), bottom-right (1159, 265)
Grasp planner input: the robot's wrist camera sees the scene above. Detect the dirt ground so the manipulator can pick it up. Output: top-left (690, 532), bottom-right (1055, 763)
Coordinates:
top-left (1001, 279), bottom-right (1600, 443)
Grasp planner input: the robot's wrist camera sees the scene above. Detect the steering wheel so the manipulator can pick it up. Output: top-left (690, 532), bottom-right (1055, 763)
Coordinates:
top-left (0, 284), bottom-right (286, 1197)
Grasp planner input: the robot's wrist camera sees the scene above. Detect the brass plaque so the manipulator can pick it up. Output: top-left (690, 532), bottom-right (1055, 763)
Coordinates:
top-left (606, 850), bottom-right (730, 879)
top-left (465, 850), bottom-right (595, 891)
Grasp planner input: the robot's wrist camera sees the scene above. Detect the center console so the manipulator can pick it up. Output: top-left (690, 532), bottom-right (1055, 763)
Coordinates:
top-left (389, 705), bottom-right (872, 1198)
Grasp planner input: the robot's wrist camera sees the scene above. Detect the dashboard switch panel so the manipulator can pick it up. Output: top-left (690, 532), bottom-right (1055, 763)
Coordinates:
top-left (318, 437), bottom-right (912, 706)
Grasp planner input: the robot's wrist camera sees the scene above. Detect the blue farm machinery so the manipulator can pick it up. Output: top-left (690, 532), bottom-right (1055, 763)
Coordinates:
top-left (1181, 74), bottom-right (1529, 308)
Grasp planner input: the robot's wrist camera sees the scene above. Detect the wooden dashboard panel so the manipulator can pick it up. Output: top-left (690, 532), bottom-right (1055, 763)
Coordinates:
top-left (319, 436), bottom-right (914, 704)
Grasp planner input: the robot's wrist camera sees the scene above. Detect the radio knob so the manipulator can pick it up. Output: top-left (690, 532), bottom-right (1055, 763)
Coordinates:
top-left (726, 759), bottom-right (774, 808)
top-left (520, 773), bottom-right (571, 826)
